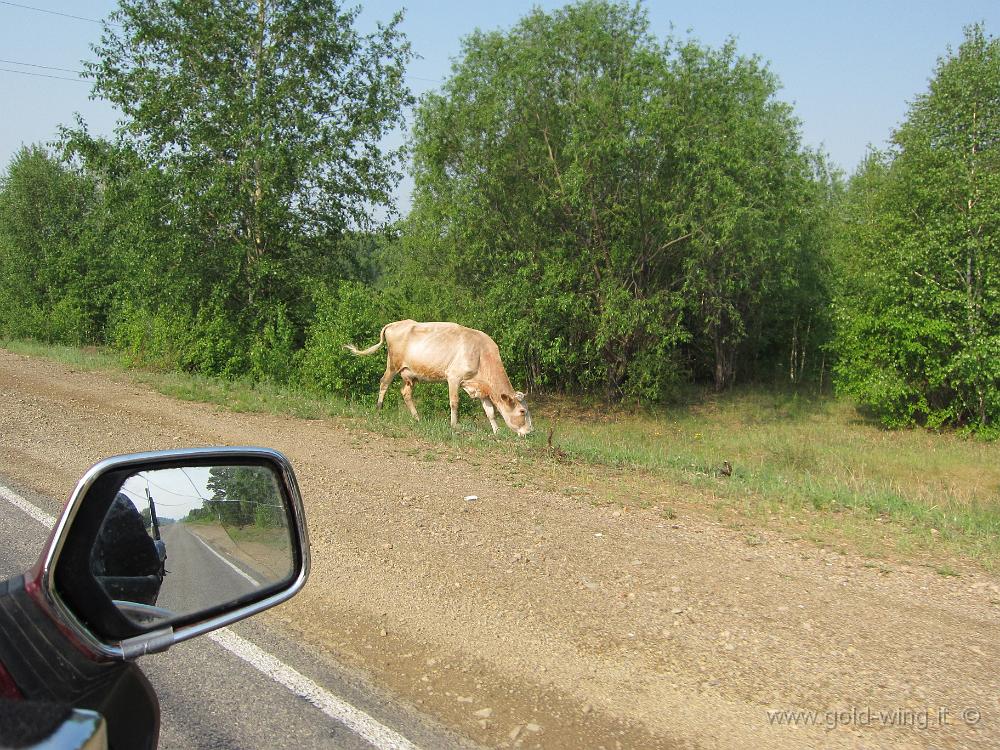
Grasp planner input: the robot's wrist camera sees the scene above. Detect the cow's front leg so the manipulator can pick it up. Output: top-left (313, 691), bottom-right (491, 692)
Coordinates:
top-left (400, 376), bottom-right (420, 421)
top-left (481, 398), bottom-right (500, 434)
top-left (448, 378), bottom-right (461, 429)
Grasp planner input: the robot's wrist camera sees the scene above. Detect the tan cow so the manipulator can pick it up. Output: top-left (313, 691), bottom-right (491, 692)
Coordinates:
top-left (344, 320), bottom-right (533, 436)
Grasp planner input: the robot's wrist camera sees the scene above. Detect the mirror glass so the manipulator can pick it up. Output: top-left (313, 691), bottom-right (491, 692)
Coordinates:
top-left (90, 463), bottom-right (294, 628)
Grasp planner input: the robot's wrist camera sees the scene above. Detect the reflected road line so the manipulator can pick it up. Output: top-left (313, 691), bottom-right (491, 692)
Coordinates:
top-left (191, 531), bottom-right (260, 585)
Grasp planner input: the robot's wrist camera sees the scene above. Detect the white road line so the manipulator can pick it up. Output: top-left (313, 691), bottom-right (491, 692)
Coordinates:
top-left (0, 484), bottom-right (57, 528)
top-left (210, 629), bottom-right (421, 750)
top-left (191, 532), bottom-right (260, 586)
top-left (2, 483), bottom-right (421, 750)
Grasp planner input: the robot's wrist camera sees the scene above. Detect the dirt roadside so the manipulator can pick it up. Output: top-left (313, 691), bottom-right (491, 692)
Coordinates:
top-left (0, 350), bottom-right (997, 750)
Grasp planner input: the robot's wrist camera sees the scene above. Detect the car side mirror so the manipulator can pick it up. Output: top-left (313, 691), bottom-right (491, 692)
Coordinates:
top-left (38, 448), bottom-right (309, 660)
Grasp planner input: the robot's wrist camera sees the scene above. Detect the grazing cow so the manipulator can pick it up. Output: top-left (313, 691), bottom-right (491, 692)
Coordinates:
top-left (344, 320), bottom-right (533, 436)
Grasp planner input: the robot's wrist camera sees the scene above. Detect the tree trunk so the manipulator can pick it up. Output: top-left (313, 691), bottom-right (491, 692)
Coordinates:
top-left (713, 329), bottom-right (734, 391)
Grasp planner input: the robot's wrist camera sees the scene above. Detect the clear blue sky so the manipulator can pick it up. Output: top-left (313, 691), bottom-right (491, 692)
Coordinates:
top-left (2, 0), bottom-right (998, 214)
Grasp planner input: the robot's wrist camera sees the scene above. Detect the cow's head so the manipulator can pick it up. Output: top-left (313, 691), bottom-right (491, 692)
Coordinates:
top-left (498, 391), bottom-right (533, 436)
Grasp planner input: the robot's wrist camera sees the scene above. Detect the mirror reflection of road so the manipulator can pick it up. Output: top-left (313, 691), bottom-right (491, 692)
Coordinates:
top-left (156, 523), bottom-right (260, 616)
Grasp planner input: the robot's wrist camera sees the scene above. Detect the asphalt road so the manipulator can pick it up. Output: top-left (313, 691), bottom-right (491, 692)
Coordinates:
top-left (0, 473), bottom-right (475, 750)
top-left (153, 523), bottom-right (263, 621)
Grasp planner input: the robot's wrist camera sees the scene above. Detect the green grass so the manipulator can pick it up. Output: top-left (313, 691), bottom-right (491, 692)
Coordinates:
top-left (5, 339), bottom-right (999, 567)
top-left (539, 388), bottom-right (1000, 565)
top-left (1, 340), bottom-right (120, 369)
top-left (224, 524), bottom-right (291, 549)
top-left (932, 564), bottom-right (962, 578)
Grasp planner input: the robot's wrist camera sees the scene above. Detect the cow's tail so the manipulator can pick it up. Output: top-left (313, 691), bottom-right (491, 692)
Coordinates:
top-left (344, 324), bottom-right (388, 357)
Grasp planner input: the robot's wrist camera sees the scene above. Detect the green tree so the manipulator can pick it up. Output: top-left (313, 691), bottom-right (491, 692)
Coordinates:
top-left (397, 1), bottom-right (830, 400)
top-left (67, 0), bottom-right (413, 377)
top-left (664, 41), bottom-right (834, 389)
top-left (0, 145), bottom-right (103, 343)
top-left (401, 1), bottom-right (688, 400)
top-left (833, 24), bottom-right (1000, 430)
top-left (206, 465), bottom-right (285, 527)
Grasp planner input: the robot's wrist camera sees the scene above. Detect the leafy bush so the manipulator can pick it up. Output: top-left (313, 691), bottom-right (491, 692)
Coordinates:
top-left (108, 295), bottom-right (247, 378)
top-left (107, 301), bottom-right (195, 370)
top-left (299, 281), bottom-right (398, 401)
top-left (248, 303), bottom-right (298, 384)
top-left (182, 301), bottom-right (247, 378)
top-left (45, 295), bottom-right (96, 345)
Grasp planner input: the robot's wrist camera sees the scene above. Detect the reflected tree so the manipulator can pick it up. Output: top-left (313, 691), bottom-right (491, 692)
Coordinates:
top-left (198, 466), bottom-right (285, 528)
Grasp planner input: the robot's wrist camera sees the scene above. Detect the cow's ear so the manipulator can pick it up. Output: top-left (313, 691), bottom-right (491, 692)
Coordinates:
top-left (500, 393), bottom-right (514, 406)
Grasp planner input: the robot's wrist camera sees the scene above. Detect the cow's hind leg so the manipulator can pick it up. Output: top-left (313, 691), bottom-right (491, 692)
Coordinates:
top-left (481, 398), bottom-right (500, 434)
top-left (400, 371), bottom-right (420, 421)
top-left (377, 359), bottom-right (396, 412)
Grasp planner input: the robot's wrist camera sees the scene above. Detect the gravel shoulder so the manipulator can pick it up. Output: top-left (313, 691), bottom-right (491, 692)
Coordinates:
top-left (0, 350), bottom-right (997, 750)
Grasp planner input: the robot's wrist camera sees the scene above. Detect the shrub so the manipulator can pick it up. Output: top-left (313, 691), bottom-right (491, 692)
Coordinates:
top-left (299, 281), bottom-right (398, 401)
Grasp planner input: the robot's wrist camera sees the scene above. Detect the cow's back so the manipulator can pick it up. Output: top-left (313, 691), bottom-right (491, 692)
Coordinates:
top-left (387, 321), bottom-right (492, 381)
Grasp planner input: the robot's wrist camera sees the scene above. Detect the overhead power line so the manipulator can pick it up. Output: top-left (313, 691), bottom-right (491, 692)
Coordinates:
top-left (2, 5), bottom-right (445, 88)
top-left (0, 57), bottom-right (85, 75)
top-left (0, 61), bottom-right (438, 90)
top-left (0, 0), bottom-right (103, 23)
top-left (0, 65), bottom-right (86, 82)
